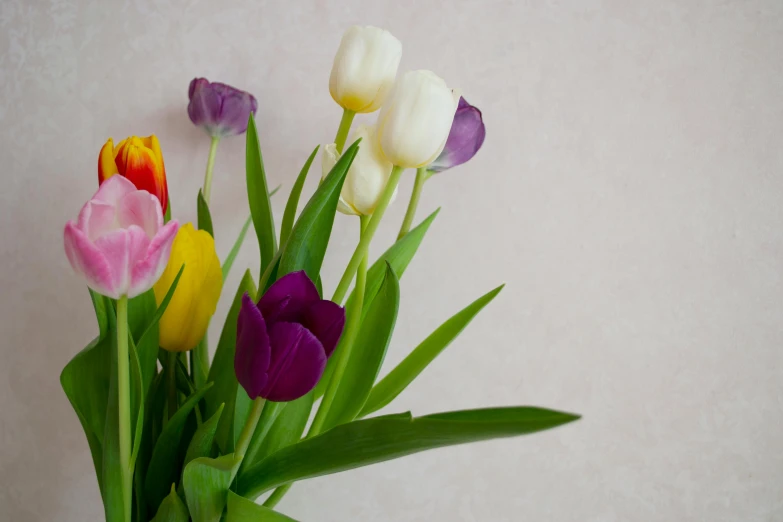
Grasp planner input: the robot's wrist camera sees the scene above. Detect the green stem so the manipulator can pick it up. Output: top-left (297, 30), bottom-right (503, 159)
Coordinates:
top-left (116, 295), bottom-right (132, 522)
top-left (309, 215), bottom-right (370, 436)
top-left (238, 401), bottom-right (283, 477)
top-left (235, 397), bottom-right (266, 459)
top-left (192, 337), bottom-right (208, 389)
top-left (263, 484), bottom-right (290, 508)
top-left (202, 136), bottom-right (220, 204)
top-left (397, 167), bottom-right (429, 240)
top-left (334, 109), bottom-right (356, 154)
top-left (331, 166), bottom-right (405, 305)
top-left (167, 350), bottom-right (178, 419)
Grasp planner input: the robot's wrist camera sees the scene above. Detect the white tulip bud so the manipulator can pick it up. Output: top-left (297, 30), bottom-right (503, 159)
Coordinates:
top-left (322, 125), bottom-right (397, 216)
top-left (376, 70), bottom-right (461, 168)
top-left (329, 26), bottom-right (403, 113)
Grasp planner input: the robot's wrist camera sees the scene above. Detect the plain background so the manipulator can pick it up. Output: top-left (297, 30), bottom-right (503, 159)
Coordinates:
top-left (1, 0), bottom-right (782, 520)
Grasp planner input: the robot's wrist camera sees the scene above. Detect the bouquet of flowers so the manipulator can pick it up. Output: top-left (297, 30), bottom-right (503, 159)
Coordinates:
top-left (61, 25), bottom-right (579, 522)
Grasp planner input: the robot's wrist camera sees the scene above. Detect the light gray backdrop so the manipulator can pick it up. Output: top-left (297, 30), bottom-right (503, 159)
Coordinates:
top-left (1, 1), bottom-right (781, 521)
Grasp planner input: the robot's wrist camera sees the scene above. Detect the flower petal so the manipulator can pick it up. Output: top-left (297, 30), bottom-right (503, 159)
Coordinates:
top-left (117, 190), bottom-right (163, 239)
top-left (92, 228), bottom-right (133, 297)
top-left (77, 200), bottom-right (119, 242)
top-left (300, 300), bottom-right (346, 358)
top-left (213, 82), bottom-right (258, 137)
top-left (128, 220), bottom-right (178, 298)
top-left (98, 138), bottom-right (118, 184)
top-left (64, 221), bottom-right (118, 298)
top-left (263, 321), bottom-right (326, 402)
top-left (187, 78), bottom-right (221, 132)
top-left (258, 271), bottom-right (321, 325)
top-left (235, 293), bottom-right (271, 400)
top-left (92, 174), bottom-right (138, 206)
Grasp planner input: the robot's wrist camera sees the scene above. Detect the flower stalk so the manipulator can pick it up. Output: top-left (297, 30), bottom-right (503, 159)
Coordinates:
top-left (397, 167), bottom-right (430, 239)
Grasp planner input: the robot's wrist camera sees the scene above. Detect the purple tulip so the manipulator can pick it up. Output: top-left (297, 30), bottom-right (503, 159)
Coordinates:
top-left (429, 97), bottom-right (486, 173)
top-left (234, 271), bottom-right (345, 402)
top-left (187, 78), bottom-right (258, 138)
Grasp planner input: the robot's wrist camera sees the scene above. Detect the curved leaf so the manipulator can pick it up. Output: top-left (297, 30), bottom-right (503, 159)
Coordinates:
top-left (151, 485), bottom-right (189, 522)
top-left (239, 407), bottom-right (580, 499)
top-left (183, 453), bottom-right (241, 522)
top-left (246, 113), bottom-right (277, 277)
top-left (277, 140), bottom-right (359, 281)
top-left (222, 216), bottom-right (252, 281)
top-left (323, 264), bottom-right (399, 429)
top-left (360, 284), bottom-right (504, 417)
top-left (197, 189), bottom-right (214, 237)
top-left (280, 146), bottom-right (319, 248)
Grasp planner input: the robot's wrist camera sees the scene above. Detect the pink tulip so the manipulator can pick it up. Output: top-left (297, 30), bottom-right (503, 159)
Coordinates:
top-left (64, 175), bottom-right (179, 299)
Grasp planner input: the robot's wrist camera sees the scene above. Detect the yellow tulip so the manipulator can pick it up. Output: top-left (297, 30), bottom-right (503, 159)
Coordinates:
top-left (154, 223), bottom-right (223, 352)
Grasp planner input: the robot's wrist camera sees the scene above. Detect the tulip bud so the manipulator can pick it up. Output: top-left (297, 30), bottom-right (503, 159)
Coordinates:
top-left (235, 272), bottom-right (345, 402)
top-left (329, 26), bottom-right (402, 113)
top-left (188, 78), bottom-right (258, 138)
top-left (98, 135), bottom-right (169, 214)
top-left (153, 223), bottom-right (223, 352)
top-left (429, 97), bottom-right (486, 173)
top-left (321, 125), bottom-right (397, 216)
top-left (376, 70), bottom-right (461, 168)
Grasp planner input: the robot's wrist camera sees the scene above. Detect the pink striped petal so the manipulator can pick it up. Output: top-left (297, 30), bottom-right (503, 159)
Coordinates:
top-left (77, 200), bottom-right (120, 241)
top-left (93, 174), bottom-right (138, 206)
top-left (117, 190), bottom-right (163, 238)
top-left (128, 220), bottom-right (178, 297)
top-left (93, 228), bottom-right (134, 297)
top-left (63, 221), bottom-right (118, 298)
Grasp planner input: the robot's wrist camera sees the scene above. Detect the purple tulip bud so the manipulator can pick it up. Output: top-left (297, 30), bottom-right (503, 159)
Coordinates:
top-left (187, 78), bottom-right (259, 138)
top-left (234, 271), bottom-right (346, 402)
top-left (429, 97), bottom-right (486, 173)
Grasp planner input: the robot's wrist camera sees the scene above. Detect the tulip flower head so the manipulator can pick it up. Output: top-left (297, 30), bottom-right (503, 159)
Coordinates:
top-left (153, 223), bottom-right (223, 352)
top-left (63, 176), bottom-right (179, 299)
top-left (188, 78), bottom-right (258, 138)
top-left (429, 97), bottom-right (486, 173)
top-left (235, 271), bottom-right (346, 402)
top-left (98, 135), bottom-right (169, 214)
top-left (321, 124), bottom-right (397, 216)
top-left (377, 70), bottom-right (461, 169)
top-left (329, 26), bottom-right (402, 113)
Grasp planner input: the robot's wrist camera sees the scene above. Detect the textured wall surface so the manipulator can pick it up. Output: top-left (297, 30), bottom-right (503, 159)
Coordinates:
top-left (1, 1), bottom-right (782, 521)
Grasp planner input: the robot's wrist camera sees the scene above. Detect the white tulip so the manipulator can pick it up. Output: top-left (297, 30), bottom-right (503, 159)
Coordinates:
top-left (322, 125), bottom-right (397, 216)
top-left (376, 70), bottom-right (461, 168)
top-left (329, 26), bottom-right (402, 113)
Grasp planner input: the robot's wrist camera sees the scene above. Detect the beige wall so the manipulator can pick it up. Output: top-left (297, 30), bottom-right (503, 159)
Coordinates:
top-left (1, 1), bottom-right (782, 520)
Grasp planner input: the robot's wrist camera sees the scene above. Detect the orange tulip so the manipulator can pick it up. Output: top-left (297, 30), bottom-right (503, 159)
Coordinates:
top-left (98, 135), bottom-right (169, 213)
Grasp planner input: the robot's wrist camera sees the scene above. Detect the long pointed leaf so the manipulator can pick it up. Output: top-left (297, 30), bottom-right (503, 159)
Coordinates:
top-left (277, 139), bottom-right (359, 281)
top-left (145, 383), bottom-right (214, 512)
top-left (280, 145), bottom-right (319, 247)
top-left (323, 264), bottom-right (399, 429)
top-left (151, 485), bottom-right (189, 522)
top-left (222, 216), bottom-right (252, 281)
top-left (246, 113), bottom-right (277, 278)
top-left (197, 189), bottom-right (214, 237)
top-left (239, 407), bottom-right (579, 499)
top-left (361, 284), bottom-right (504, 417)
top-left (183, 453), bottom-right (242, 522)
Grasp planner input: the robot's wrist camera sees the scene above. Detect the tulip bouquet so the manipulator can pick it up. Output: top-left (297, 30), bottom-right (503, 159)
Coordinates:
top-left (61, 26), bottom-right (578, 522)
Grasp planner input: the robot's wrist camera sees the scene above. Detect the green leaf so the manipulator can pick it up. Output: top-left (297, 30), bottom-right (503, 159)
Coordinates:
top-left (127, 289), bottom-right (157, 342)
top-left (280, 145), bottom-right (319, 247)
top-left (137, 266), bottom-right (184, 395)
top-left (361, 284), bottom-right (505, 417)
top-left (315, 209), bottom-right (439, 400)
top-left (222, 216), bottom-right (252, 281)
top-left (246, 113), bottom-right (277, 278)
top-left (198, 189), bottom-right (214, 237)
top-left (183, 403), bottom-right (224, 469)
top-left (183, 453), bottom-right (241, 522)
top-left (252, 393), bottom-right (313, 466)
top-left (205, 270), bottom-right (257, 453)
top-left (145, 383), bottom-right (214, 512)
top-left (164, 202), bottom-right (172, 223)
top-left (60, 293), bottom-right (112, 497)
top-left (226, 491), bottom-right (299, 522)
top-left (240, 407), bottom-right (580, 499)
top-left (323, 264), bottom-right (399, 430)
top-left (151, 485), bottom-right (189, 522)
top-left (277, 139), bottom-right (359, 281)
